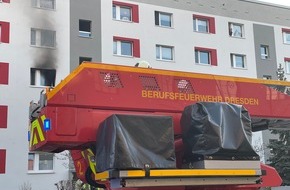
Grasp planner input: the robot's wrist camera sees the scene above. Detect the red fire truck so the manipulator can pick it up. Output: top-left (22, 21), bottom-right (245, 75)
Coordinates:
top-left (29, 62), bottom-right (290, 190)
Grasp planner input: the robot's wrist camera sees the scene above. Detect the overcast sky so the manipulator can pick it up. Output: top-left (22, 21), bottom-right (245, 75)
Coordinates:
top-left (258, 0), bottom-right (290, 6)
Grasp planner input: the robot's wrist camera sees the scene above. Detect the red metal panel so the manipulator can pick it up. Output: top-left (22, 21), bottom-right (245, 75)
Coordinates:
top-left (0, 62), bottom-right (9, 85)
top-left (46, 63), bottom-right (290, 119)
top-left (55, 107), bottom-right (77, 136)
top-left (2, 0), bottom-right (10, 3)
top-left (0, 149), bottom-right (6, 174)
top-left (30, 63), bottom-right (290, 153)
top-left (0, 21), bottom-right (10, 43)
top-left (0, 105), bottom-right (8, 129)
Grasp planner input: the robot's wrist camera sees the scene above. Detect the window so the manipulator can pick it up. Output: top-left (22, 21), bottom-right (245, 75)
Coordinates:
top-left (28, 153), bottom-right (54, 172)
top-left (114, 41), bottom-right (132, 56)
top-left (282, 28), bottom-right (290, 44)
top-left (32, 0), bottom-right (55, 10)
top-left (231, 54), bottom-right (246, 69)
top-left (0, 21), bottom-right (10, 43)
top-left (79, 20), bottom-right (92, 38)
top-left (195, 47), bottom-right (217, 66)
top-left (0, 62), bottom-right (9, 85)
top-left (31, 28), bottom-right (56, 48)
top-left (79, 57), bottom-right (92, 65)
top-left (263, 75), bottom-right (272, 80)
top-left (260, 45), bottom-right (269, 59)
top-left (112, 1), bottom-right (139, 23)
top-left (113, 5), bottom-right (131, 21)
top-left (30, 68), bottom-right (56, 87)
top-left (229, 22), bottom-right (244, 38)
top-left (156, 45), bottom-right (174, 61)
top-left (195, 50), bottom-right (209, 65)
top-left (0, 105), bottom-right (8, 129)
top-left (285, 58), bottom-right (290, 74)
top-left (193, 14), bottom-right (215, 34)
top-left (113, 36), bottom-right (140, 57)
top-left (0, 149), bottom-right (6, 174)
top-left (155, 11), bottom-right (173, 27)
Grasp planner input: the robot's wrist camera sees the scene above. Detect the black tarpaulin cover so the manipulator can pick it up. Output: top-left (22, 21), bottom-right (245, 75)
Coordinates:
top-left (181, 102), bottom-right (259, 161)
top-left (96, 114), bottom-right (176, 172)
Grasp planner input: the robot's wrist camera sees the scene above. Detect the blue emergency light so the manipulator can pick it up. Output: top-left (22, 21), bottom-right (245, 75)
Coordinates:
top-left (43, 118), bottom-right (51, 131)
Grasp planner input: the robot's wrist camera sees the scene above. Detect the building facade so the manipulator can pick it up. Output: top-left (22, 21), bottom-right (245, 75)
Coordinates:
top-left (0, 1), bottom-right (70, 190)
top-left (1, 0), bottom-right (290, 189)
top-left (70, 0), bottom-right (290, 80)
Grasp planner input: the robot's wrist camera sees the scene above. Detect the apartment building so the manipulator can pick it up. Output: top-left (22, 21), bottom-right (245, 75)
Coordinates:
top-left (0, 1), bottom-right (70, 190)
top-left (1, 0), bottom-right (290, 189)
top-left (70, 0), bottom-right (290, 80)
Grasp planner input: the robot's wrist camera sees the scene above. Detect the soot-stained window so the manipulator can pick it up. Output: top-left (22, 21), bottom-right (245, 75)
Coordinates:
top-left (30, 68), bottom-right (56, 87)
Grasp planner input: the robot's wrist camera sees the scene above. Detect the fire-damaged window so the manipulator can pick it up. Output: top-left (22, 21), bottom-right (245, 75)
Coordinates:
top-left (79, 20), bottom-right (92, 38)
top-left (30, 68), bottom-right (56, 87)
top-left (79, 57), bottom-right (92, 65)
top-left (31, 28), bottom-right (56, 48)
top-left (32, 0), bottom-right (55, 10)
top-left (28, 153), bottom-right (54, 172)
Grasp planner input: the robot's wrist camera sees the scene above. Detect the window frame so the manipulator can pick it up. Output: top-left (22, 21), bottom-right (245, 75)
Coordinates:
top-left (282, 28), bottom-right (290, 44)
top-left (113, 36), bottom-right (140, 58)
top-left (31, 0), bottom-right (56, 10)
top-left (155, 11), bottom-right (173, 28)
top-left (285, 57), bottom-right (290, 74)
top-left (260, 45), bottom-right (269, 59)
top-left (28, 152), bottom-right (54, 173)
top-left (79, 19), bottom-right (92, 38)
top-left (31, 28), bottom-right (56, 48)
top-left (231, 53), bottom-right (247, 69)
top-left (112, 1), bottom-right (139, 23)
top-left (193, 14), bottom-right (215, 34)
top-left (114, 40), bottom-right (133, 57)
top-left (228, 22), bottom-right (244, 38)
top-left (195, 50), bottom-right (210, 65)
top-left (156, 45), bottom-right (174, 61)
top-left (194, 47), bottom-right (217, 66)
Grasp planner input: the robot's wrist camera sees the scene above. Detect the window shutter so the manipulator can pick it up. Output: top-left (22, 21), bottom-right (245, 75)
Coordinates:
top-left (131, 4), bottom-right (139, 23)
top-left (0, 149), bottom-right (6, 174)
top-left (0, 105), bottom-right (8, 129)
top-left (0, 62), bottom-right (9, 84)
top-left (211, 49), bottom-right (218, 66)
top-left (0, 21), bottom-right (10, 43)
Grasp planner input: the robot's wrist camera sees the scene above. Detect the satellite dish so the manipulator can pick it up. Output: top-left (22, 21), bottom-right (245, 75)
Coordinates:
top-left (135, 60), bottom-right (152, 68)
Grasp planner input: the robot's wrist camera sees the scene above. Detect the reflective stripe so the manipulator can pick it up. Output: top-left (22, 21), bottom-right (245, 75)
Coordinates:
top-left (95, 169), bottom-right (261, 180)
top-left (29, 115), bottom-right (46, 147)
top-left (81, 148), bottom-right (97, 174)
